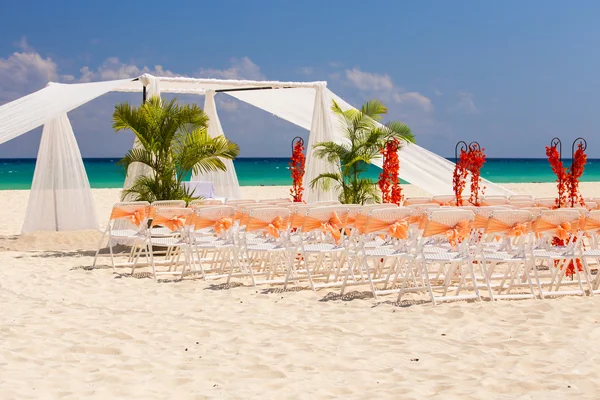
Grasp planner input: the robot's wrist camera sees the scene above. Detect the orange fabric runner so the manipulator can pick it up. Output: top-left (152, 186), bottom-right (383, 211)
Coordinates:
top-left (304, 213), bottom-right (343, 243)
top-left (152, 214), bottom-right (187, 231)
top-left (582, 218), bottom-right (600, 232)
top-left (486, 218), bottom-right (531, 237)
top-left (472, 214), bottom-right (489, 229)
top-left (362, 217), bottom-right (409, 239)
top-left (533, 219), bottom-right (579, 240)
top-left (194, 216), bottom-right (234, 233)
top-left (423, 219), bottom-right (471, 248)
top-left (110, 207), bottom-right (147, 227)
top-left (246, 216), bottom-right (287, 238)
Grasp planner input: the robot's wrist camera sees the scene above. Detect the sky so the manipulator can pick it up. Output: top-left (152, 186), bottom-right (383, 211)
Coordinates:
top-left (1, 0), bottom-right (599, 158)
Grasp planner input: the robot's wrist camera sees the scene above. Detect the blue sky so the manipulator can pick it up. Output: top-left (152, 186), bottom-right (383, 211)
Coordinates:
top-left (1, 0), bottom-right (599, 158)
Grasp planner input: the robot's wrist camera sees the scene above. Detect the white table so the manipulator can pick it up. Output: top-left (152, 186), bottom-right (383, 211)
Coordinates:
top-left (183, 181), bottom-right (216, 198)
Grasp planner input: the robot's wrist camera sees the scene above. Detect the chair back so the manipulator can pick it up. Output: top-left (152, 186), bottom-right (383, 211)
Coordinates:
top-left (534, 209), bottom-right (582, 240)
top-left (403, 197), bottom-right (433, 206)
top-left (109, 201), bottom-right (150, 228)
top-left (193, 206), bottom-right (236, 236)
top-left (226, 199), bottom-right (257, 206)
top-left (245, 207), bottom-right (291, 239)
top-left (363, 208), bottom-right (413, 239)
top-left (535, 197), bottom-right (557, 208)
top-left (482, 195), bottom-right (509, 206)
top-left (509, 200), bottom-right (536, 208)
top-left (510, 194), bottom-right (534, 202)
top-left (486, 210), bottom-right (533, 235)
top-left (151, 207), bottom-right (193, 232)
top-left (422, 209), bottom-right (475, 239)
top-left (432, 195), bottom-right (455, 206)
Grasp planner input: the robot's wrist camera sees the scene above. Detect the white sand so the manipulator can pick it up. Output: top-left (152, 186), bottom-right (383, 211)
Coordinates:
top-left (2, 183), bottom-right (600, 399)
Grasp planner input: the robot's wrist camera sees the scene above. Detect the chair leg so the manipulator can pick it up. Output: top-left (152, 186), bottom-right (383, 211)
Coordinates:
top-left (92, 229), bottom-right (108, 269)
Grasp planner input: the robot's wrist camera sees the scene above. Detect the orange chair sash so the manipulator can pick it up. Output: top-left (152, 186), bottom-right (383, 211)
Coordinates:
top-left (246, 216), bottom-right (287, 238)
top-left (486, 218), bottom-right (531, 237)
top-left (363, 218), bottom-right (409, 239)
top-left (472, 214), bottom-right (489, 229)
top-left (354, 214), bottom-right (368, 233)
top-left (583, 218), bottom-right (600, 233)
top-left (110, 207), bottom-right (147, 226)
top-left (291, 214), bottom-right (306, 229)
top-left (304, 213), bottom-right (343, 243)
top-left (423, 219), bottom-right (471, 248)
top-left (152, 214), bottom-right (187, 231)
top-left (194, 216), bottom-right (234, 233)
top-left (533, 219), bottom-right (579, 240)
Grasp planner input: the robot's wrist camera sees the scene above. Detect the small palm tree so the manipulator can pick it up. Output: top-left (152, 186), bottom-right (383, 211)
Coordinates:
top-left (311, 100), bottom-right (415, 204)
top-left (113, 96), bottom-right (240, 202)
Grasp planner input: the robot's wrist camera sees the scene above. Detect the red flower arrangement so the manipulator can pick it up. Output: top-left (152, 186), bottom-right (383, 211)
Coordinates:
top-left (452, 150), bottom-right (469, 206)
top-left (453, 144), bottom-right (486, 206)
top-left (545, 145), bottom-right (567, 208)
top-left (378, 139), bottom-right (403, 205)
top-left (289, 139), bottom-right (305, 202)
top-left (465, 145), bottom-right (486, 206)
top-left (567, 142), bottom-right (587, 207)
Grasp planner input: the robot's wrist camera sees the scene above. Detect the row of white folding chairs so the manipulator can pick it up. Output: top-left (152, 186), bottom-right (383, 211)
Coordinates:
top-left (92, 205), bottom-right (600, 304)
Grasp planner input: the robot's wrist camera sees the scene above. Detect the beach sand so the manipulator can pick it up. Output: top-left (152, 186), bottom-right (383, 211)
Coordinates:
top-left (2, 183), bottom-right (600, 399)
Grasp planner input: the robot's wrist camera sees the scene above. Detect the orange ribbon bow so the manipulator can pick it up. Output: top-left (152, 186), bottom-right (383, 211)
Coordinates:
top-left (533, 219), bottom-right (578, 240)
top-left (319, 213), bottom-right (342, 243)
top-left (214, 217), bottom-right (234, 234)
top-left (388, 220), bottom-right (409, 239)
top-left (110, 207), bottom-right (146, 227)
top-left (247, 216), bottom-right (285, 238)
top-left (486, 218), bottom-right (531, 237)
top-left (424, 219), bottom-right (471, 249)
top-left (153, 214), bottom-right (187, 231)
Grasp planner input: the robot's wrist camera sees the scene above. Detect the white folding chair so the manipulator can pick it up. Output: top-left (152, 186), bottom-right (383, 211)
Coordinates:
top-left (92, 201), bottom-right (150, 271)
top-left (418, 209), bottom-right (480, 305)
top-left (144, 207), bottom-right (194, 281)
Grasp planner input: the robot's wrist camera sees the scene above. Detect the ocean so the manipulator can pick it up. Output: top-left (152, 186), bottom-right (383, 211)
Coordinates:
top-left (0, 158), bottom-right (599, 189)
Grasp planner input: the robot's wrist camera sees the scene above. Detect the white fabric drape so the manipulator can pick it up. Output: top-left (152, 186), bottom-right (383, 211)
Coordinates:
top-left (0, 79), bottom-right (134, 146)
top-left (22, 114), bottom-right (97, 233)
top-left (190, 90), bottom-right (241, 199)
top-left (122, 75), bottom-right (158, 197)
top-left (303, 85), bottom-right (338, 202)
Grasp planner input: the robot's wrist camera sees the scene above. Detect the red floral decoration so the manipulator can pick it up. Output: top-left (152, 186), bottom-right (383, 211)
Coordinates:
top-left (378, 139), bottom-right (403, 205)
top-left (466, 146), bottom-right (487, 207)
top-left (289, 140), bottom-right (305, 202)
top-left (567, 142), bottom-right (587, 207)
top-left (545, 145), bottom-right (567, 208)
top-left (452, 150), bottom-right (469, 206)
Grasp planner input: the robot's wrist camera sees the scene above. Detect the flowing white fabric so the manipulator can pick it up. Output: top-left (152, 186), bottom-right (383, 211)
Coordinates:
top-left (0, 79), bottom-right (134, 145)
top-left (190, 90), bottom-right (241, 199)
top-left (122, 75), bottom-right (158, 198)
top-left (228, 87), bottom-right (513, 196)
top-left (303, 85), bottom-right (338, 202)
top-left (22, 114), bottom-right (97, 233)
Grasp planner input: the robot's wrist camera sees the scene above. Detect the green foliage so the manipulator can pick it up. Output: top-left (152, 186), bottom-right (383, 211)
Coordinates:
top-left (311, 99), bottom-right (415, 204)
top-left (114, 96), bottom-right (240, 203)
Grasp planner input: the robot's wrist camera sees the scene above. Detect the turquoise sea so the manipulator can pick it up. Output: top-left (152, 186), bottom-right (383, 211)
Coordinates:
top-left (0, 158), bottom-right (599, 189)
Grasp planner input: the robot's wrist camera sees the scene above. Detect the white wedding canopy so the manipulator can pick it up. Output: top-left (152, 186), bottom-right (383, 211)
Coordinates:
top-left (0, 74), bottom-right (513, 233)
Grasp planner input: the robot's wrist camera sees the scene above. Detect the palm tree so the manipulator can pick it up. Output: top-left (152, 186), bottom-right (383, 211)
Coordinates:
top-left (113, 96), bottom-right (240, 202)
top-left (311, 100), bottom-right (415, 204)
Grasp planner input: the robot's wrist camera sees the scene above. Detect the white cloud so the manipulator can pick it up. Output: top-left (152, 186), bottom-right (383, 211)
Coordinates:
top-left (450, 91), bottom-right (478, 115)
top-left (345, 68), bottom-right (394, 91)
top-left (298, 66), bottom-right (314, 75)
top-left (0, 49), bottom-right (59, 102)
top-left (344, 67), bottom-right (433, 113)
top-left (78, 57), bottom-right (177, 82)
top-left (392, 91), bottom-right (434, 112)
top-left (197, 57), bottom-right (265, 80)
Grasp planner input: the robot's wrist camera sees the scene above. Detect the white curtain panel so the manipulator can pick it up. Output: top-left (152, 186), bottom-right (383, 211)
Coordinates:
top-left (302, 85), bottom-right (338, 202)
top-left (22, 114), bottom-right (98, 233)
top-left (190, 90), bottom-right (241, 199)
